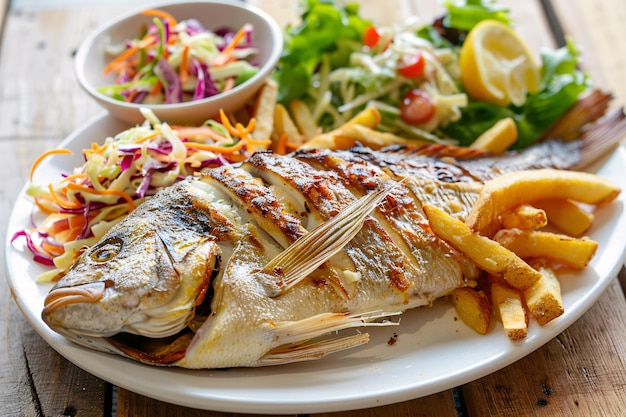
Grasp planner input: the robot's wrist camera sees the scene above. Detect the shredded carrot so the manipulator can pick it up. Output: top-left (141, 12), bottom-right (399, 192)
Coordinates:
top-left (273, 133), bottom-right (289, 155)
top-left (246, 138), bottom-right (272, 153)
top-left (180, 45), bottom-right (190, 84)
top-left (48, 184), bottom-right (83, 210)
top-left (126, 89), bottom-right (140, 103)
top-left (220, 109), bottom-right (256, 136)
top-left (227, 152), bottom-right (249, 163)
top-left (30, 149), bottom-right (73, 182)
top-left (102, 35), bottom-right (156, 75)
top-left (103, 47), bottom-right (140, 76)
top-left (212, 24), bottom-right (250, 67)
top-left (241, 118), bottom-right (256, 134)
top-left (183, 139), bottom-right (245, 154)
top-left (34, 197), bottom-right (57, 215)
top-left (220, 109), bottom-right (238, 136)
top-left (212, 54), bottom-right (235, 67)
top-left (223, 77), bottom-right (235, 92)
top-left (62, 173), bottom-right (88, 185)
top-left (83, 142), bottom-right (108, 159)
top-left (174, 126), bottom-right (230, 143)
top-left (66, 183), bottom-right (136, 211)
top-left (142, 9), bottom-right (178, 27)
top-left (222, 24), bottom-right (249, 55)
top-left (41, 241), bottom-right (65, 257)
top-left (137, 131), bottom-right (160, 143)
top-left (150, 80), bottom-right (163, 96)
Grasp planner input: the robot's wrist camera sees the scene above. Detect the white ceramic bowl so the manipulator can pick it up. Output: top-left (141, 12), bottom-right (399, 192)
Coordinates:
top-left (74, 0), bottom-right (282, 126)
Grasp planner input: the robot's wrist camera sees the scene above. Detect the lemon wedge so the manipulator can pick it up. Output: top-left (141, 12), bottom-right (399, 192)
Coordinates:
top-left (460, 20), bottom-right (540, 107)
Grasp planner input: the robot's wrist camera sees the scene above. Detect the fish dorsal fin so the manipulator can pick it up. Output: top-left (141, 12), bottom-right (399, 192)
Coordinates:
top-left (260, 178), bottom-right (405, 297)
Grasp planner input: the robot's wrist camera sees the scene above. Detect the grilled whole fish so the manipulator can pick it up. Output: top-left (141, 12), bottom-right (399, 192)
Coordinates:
top-left (40, 118), bottom-right (623, 368)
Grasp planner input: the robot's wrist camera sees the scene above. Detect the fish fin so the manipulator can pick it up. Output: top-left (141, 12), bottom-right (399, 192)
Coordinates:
top-left (261, 179), bottom-right (405, 296)
top-left (256, 333), bottom-right (370, 366)
top-left (266, 311), bottom-right (399, 346)
top-left (257, 311), bottom-right (398, 365)
top-left (576, 107), bottom-right (626, 169)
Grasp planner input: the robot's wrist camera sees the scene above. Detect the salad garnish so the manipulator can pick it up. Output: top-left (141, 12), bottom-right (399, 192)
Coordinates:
top-left (99, 9), bottom-right (260, 104)
top-left (13, 109), bottom-right (269, 280)
top-left (275, 0), bottom-right (597, 150)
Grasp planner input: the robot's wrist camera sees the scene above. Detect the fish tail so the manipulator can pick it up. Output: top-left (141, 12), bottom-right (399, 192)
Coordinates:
top-left (576, 107), bottom-right (626, 169)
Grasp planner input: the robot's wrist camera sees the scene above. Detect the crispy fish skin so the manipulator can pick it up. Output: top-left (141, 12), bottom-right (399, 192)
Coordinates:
top-left (39, 140), bottom-right (594, 368)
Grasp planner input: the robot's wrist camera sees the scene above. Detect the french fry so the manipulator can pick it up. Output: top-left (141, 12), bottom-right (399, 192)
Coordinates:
top-left (500, 204), bottom-right (547, 230)
top-left (251, 79), bottom-right (278, 142)
top-left (465, 169), bottom-right (620, 234)
top-left (524, 261), bottom-right (564, 326)
top-left (470, 117), bottom-right (518, 154)
top-left (489, 275), bottom-right (528, 340)
top-left (451, 287), bottom-right (492, 335)
top-left (423, 204), bottom-right (542, 290)
top-left (493, 228), bottom-right (598, 269)
top-left (534, 198), bottom-right (594, 237)
top-left (333, 124), bottom-right (429, 150)
top-left (299, 107), bottom-right (383, 150)
top-left (274, 103), bottom-right (304, 147)
top-left (289, 99), bottom-right (318, 141)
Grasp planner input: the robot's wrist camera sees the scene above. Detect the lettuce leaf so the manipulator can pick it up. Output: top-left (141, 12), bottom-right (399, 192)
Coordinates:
top-left (274, 0), bottom-right (372, 104)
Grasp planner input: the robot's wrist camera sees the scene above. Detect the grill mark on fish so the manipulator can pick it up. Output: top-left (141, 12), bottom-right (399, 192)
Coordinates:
top-left (204, 163), bottom-right (348, 297)
top-left (204, 164), bottom-right (307, 248)
top-left (249, 152), bottom-right (429, 293)
top-left (294, 148), bottom-right (476, 292)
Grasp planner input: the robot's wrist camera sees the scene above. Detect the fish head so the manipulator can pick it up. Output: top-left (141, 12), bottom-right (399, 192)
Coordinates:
top-left (42, 214), bottom-right (218, 343)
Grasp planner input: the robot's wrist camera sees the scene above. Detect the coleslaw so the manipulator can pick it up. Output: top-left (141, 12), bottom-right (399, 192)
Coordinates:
top-left (99, 9), bottom-right (260, 104)
top-left (13, 109), bottom-right (270, 280)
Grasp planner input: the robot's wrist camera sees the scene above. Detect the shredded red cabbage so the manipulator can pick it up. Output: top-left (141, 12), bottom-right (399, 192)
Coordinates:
top-left (157, 58), bottom-right (182, 103)
top-left (11, 230), bottom-right (55, 266)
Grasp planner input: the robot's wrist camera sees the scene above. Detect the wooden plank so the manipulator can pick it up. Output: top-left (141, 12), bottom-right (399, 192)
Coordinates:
top-left (308, 391), bottom-right (457, 417)
top-left (116, 390), bottom-right (286, 417)
top-left (551, 0), bottom-right (626, 112)
top-left (460, 279), bottom-right (626, 416)
top-left (0, 7), bottom-right (123, 141)
top-left (116, 387), bottom-right (456, 417)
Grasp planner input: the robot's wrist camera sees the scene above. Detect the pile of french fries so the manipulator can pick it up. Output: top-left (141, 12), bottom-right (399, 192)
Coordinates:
top-left (245, 80), bottom-right (621, 341)
top-left (423, 170), bottom-right (620, 340)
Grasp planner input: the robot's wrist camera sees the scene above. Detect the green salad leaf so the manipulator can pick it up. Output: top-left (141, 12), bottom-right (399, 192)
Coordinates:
top-left (275, 0), bottom-right (371, 104)
top-left (443, 0), bottom-right (511, 32)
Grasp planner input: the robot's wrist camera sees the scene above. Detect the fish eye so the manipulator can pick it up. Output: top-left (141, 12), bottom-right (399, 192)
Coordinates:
top-left (90, 238), bottom-right (123, 263)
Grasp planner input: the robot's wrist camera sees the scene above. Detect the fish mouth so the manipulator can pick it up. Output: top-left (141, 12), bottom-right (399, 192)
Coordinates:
top-left (43, 282), bottom-right (107, 316)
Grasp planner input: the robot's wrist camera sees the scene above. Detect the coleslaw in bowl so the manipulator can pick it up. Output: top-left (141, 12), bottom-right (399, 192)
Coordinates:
top-left (74, 0), bottom-right (282, 126)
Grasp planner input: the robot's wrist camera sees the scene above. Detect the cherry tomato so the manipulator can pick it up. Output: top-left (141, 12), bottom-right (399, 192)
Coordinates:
top-left (363, 25), bottom-right (381, 48)
top-left (398, 52), bottom-right (425, 78)
top-left (399, 89), bottom-right (436, 124)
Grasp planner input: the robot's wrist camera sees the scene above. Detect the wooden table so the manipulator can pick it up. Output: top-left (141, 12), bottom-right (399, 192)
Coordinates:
top-left (1, 0), bottom-right (625, 416)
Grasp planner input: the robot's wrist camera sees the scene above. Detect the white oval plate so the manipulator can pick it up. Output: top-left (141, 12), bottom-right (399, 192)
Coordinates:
top-left (6, 113), bottom-right (626, 414)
